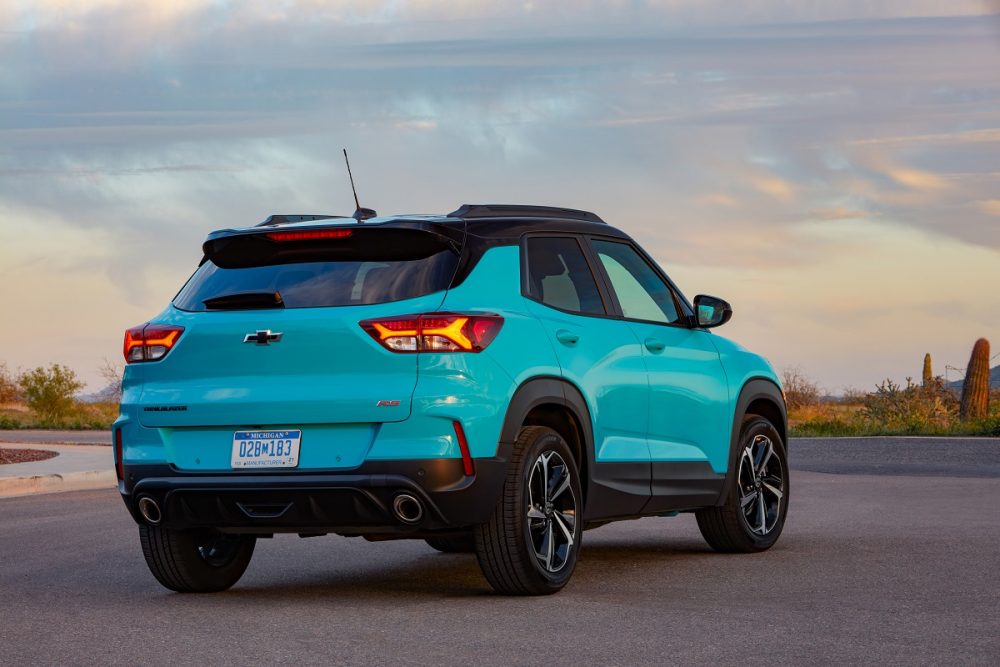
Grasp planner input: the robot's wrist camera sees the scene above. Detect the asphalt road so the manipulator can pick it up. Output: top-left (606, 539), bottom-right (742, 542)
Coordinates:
top-left (2, 438), bottom-right (999, 665)
top-left (790, 436), bottom-right (1000, 477)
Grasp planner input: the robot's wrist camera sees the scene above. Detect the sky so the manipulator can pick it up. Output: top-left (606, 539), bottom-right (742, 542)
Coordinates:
top-left (1, 0), bottom-right (1000, 393)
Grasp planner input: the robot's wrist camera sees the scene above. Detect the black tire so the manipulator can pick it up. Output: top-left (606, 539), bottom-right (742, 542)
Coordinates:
top-left (425, 533), bottom-right (476, 554)
top-left (139, 524), bottom-right (256, 593)
top-left (474, 425), bottom-right (583, 595)
top-left (696, 415), bottom-right (789, 553)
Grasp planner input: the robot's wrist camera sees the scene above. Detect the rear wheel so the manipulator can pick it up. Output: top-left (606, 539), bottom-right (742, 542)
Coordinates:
top-left (696, 415), bottom-right (789, 553)
top-left (474, 426), bottom-right (582, 595)
top-left (425, 533), bottom-right (476, 554)
top-left (139, 525), bottom-right (256, 593)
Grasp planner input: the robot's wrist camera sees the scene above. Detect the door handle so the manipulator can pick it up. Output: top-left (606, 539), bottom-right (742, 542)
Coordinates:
top-left (644, 337), bottom-right (666, 353)
top-left (556, 330), bottom-right (580, 346)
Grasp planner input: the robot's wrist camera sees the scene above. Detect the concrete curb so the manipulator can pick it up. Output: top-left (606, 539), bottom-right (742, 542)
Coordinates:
top-left (0, 469), bottom-right (117, 499)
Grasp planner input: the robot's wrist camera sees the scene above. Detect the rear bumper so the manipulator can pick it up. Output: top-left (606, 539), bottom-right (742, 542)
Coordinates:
top-left (120, 457), bottom-right (506, 535)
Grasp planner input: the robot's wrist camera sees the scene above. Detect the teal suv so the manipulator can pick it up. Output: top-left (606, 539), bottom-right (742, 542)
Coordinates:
top-left (115, 204), bottom-right (788, 595)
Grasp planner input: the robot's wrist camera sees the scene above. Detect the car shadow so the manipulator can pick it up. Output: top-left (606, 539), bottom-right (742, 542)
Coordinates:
top-left (220, 539), bottom-right (716, 601)
top-left (229, 552), bottom-right (490, 600)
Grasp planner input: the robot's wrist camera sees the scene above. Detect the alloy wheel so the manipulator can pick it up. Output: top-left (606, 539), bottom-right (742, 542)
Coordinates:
top-left (737, 434), bottom-right (785, 536)
top-left (526, 451), bottom-right (578, 573)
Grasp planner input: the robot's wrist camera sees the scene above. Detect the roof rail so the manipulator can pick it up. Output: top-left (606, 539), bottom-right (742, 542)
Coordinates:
top-left (447, 204), bottom-right (605, 224)
top-left (256, 214), bottom-right (347, 227)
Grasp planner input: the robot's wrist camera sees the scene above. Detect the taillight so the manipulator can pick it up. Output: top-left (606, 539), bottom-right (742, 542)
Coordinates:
top-left (123, 324), bottom-right (184, 363)
top-left (360, 313), bottom-right (503, 353)
top-left (114, 429), bottom-right (124, 481)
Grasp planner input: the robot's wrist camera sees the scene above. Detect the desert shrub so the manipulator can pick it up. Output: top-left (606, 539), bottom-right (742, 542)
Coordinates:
top-left (0, 362), bottom-right (22, 404)
top-left (17, 364), bottom-right (84, 426)
top-left (861, 376), bottom-right (958, 433)
top-left (971, 416), bottom-right (1000, 437)
top-left (781, 367), bottom-right (821, 410)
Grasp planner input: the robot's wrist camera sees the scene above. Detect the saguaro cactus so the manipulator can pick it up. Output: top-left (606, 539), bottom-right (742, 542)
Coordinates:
top-left (960, 338), bottom-right (990, 421)
top-left (922, 353), bottom-right (933, 387)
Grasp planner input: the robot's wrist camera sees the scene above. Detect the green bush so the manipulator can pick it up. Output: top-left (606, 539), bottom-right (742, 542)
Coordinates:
top-left (17, 364), bottom-right (84, 426)
top-left (0, 414), bottom-right (26, 429)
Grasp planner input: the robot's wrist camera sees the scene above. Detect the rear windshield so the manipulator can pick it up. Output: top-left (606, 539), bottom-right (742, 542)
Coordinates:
top-left (174, 230), bottom-right (460, 311)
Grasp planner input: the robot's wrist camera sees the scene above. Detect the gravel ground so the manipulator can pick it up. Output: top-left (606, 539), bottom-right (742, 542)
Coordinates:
top-left (0, 448), bottom-right (59, 465)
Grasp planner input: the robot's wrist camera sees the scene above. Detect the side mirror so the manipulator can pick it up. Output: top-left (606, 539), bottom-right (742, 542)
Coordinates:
top-left (693, 295), bottom-right (732, 328)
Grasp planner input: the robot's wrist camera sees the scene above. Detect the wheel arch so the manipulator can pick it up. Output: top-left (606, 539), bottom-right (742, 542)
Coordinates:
top-left (499, 376), bottom-right (594, 504)
top-left (718, 377), bottom-right (788, 505)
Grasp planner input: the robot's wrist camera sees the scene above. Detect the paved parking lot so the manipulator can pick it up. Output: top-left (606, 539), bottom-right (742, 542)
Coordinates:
top-left (1, 438), bottom-right (998, 665)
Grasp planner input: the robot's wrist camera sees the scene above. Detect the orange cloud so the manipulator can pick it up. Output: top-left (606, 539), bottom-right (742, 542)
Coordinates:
top-left (751, 175), bottom-right (796, 202)
top-left (887, 167), bottom-right (950, 191)
top-left (978, 200), bottom-right (1000, 216)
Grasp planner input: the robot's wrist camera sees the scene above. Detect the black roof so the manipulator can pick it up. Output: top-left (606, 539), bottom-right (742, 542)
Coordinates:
top-left (447, 203), bottom-right (624, 241)
top-left (448, 204), bottom-right (605, 224)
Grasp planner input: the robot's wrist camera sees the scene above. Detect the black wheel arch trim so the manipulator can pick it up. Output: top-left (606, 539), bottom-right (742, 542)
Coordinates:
top-left (498, 376), bottom-right (594, 454)
top-left (498, 376), bottom-right (599, 505)
top-left (718, 377), bottom-right (788, 505)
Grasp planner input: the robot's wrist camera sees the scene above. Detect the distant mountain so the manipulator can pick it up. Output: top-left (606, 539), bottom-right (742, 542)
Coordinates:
top-left (76, 382), bottom-right (121, 403)
top-left (948, 365), bottom-right (1000, 391)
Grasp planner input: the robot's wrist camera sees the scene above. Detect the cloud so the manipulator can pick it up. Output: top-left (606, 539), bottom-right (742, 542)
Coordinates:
top-left (847, 127), bottom-right (1000, 147)
top-left (807, 207), bottom-right (871, 221)
top-left (695, 193), bottom-right (740, 208)
top-left (751, 175), bottom-right (796, 202)
top-left (885, 166), bottom-right (951, 191)
top-left (978, 200), bottom-right (1000, 216)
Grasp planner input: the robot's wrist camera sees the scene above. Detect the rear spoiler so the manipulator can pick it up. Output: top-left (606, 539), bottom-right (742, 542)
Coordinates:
top-left (202, 222), bottom-right (465, 269)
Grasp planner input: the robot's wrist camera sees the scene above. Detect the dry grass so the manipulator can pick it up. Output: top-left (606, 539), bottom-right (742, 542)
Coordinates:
top-left (0, 401), bottom-right (117, 430)
top-left (790, 387), bottom-right (1000, 437)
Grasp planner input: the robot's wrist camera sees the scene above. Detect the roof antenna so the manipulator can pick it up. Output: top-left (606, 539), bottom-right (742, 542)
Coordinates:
top-left (343, 149), bottom-right (377, 222)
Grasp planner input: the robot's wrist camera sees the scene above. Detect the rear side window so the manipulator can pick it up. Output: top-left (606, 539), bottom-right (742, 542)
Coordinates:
top-left (525, 237), bottom-right (605, 315)
top-left (174, 228), bottom-right (460, 311)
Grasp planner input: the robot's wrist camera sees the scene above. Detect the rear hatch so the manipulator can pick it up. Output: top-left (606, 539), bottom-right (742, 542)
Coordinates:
top-left (134, 221), bottom-right (463, 469)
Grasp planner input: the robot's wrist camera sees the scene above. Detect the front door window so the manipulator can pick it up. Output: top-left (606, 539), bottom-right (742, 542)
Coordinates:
top-left (590, 240), bottom-right (680, 324)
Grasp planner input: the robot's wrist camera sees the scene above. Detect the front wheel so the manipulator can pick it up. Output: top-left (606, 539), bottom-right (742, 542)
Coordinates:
top-left (474, 426), bottom-right (583, 595)
top-left (696, 415), bottom-right (789, 553)
top-left (139, 524), bottom-right (256, 593)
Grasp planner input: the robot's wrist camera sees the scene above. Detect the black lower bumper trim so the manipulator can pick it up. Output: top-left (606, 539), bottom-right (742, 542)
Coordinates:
top-left (121, 457), bottom-right (507, 534)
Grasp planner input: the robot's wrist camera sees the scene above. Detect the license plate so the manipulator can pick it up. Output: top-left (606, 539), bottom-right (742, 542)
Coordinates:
top-left (231, 430), bottom-right (301, 469)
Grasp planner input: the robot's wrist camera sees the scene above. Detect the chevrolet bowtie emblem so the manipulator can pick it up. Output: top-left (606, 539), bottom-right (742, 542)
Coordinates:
top-left (244, 330), bottom-right (283, 345)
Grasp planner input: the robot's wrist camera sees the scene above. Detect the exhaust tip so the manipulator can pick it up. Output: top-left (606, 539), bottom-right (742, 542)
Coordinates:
top-left (392, 493), bottom-right (424, 524)
top-left (137, 496), bottom-right (162, 525)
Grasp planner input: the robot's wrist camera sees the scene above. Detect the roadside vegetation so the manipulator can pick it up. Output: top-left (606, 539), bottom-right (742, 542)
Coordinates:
top-left (787, 339), bottom-right (1000, 437)
top-left (1, 339), bottom-right (997, 436)
top-left (0, 361), bottom-right (118, 430)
